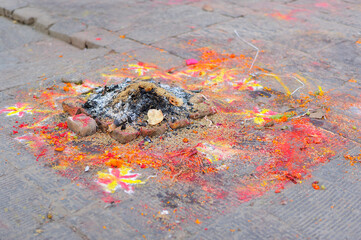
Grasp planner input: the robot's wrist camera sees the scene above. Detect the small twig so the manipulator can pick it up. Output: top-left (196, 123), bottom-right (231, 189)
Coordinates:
top-left (200, 94), bottom-right (209, 101)
top-left (204, 116), bottom-right (212, 126)
top-left (145, 174), bottom-right (157, 181)
top-left (171, 170), bottom-right (183, 182)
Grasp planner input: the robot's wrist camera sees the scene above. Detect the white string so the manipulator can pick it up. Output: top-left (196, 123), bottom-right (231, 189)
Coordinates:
top-left (234, 30), bottom-right (305, 96)
top-left (234, 30), bottom-right (259, 74)
top-left (290, 76), bottom-right (305, 95)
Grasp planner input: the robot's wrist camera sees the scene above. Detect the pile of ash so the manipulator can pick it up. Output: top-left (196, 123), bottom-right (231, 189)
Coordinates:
top-left (63, 78), bottom-right (216, 144)
top-left (83, 78), bottom-right (192, 128)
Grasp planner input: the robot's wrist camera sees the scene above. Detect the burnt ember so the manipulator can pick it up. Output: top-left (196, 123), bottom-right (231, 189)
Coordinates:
top-left (83, 79), bottom-right (192, 127)
top-left (63, 78), bottom-right (217, 144)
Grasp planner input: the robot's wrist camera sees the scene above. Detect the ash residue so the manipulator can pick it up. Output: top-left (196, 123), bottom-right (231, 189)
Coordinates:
top-left (83, 78), bottom-right (193, 127)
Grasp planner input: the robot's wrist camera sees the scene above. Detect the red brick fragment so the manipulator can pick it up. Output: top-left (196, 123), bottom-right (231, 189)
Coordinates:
top-left (189, 107), bottom-right (217, 119)
top-left (189, 94), bottom-right (205, 104)
top-left (140, 123), bottom-right (167, 137)
top-left (110, 126), bottom-right (140, 144)
top-left (95, 118), bottom-right (113, 133)
top-left (67, 114), bottom-right (97, 137)
top-left (62, 98), bottom-right (85, 116)
top-left (169, 119), bottom-right (191, 130)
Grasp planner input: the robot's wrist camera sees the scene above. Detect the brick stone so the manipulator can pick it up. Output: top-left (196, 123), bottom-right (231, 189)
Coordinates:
top-left (169, 119), bottom-right (191, 130)
top-left (61, 74), bottom-right (83, 85)
top-left (67, 114), bottom-right (97, 137)
top-left (95, 118), bottom-right (113, 133)
top-left (62, 98), bottom-right (85, 116)
top-left (12, 7), bottom-right (44, 25)
top-left (190, 106), bottom-right (217, 119)
top-left (49, 19), bottom-right (87, 44)
top-left (189, 94), bottom-right (206, 104)
top-left (140, 123), bottom-right (168, 137)
top-left (110, 126), bottom-right (140, 144)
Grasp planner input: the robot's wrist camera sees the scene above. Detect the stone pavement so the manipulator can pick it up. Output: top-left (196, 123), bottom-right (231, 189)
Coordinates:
top-left (0, 0), bottom-right (360, 239)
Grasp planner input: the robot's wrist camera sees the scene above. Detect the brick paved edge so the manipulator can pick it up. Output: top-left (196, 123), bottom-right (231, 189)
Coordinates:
top-left (0, 2), bottom-right (144, 54)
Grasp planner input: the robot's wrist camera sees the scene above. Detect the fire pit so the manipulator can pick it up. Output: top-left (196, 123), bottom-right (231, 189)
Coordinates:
top-left (63, 78), bottom-right (216, 143)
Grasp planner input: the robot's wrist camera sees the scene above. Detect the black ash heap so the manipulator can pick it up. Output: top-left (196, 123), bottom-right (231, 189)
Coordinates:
top-left (63, 78), bottom-right (216, 144)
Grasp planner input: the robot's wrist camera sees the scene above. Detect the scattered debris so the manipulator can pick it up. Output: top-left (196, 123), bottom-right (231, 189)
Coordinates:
top-left (312, 181), bottom-right (320, 190)
top-left (202, 4), bottom-right (214, 12)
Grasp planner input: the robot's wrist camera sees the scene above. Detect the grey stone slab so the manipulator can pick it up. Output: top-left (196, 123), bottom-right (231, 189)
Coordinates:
top-left (262, 176), bottom-right (361, 239)
top-left (70, 27), bottom-right (119, 49)
top-left (182, 11), bottom-right (231, 28)
top-left (23, 165), bottom-right (72, 196)
top-left (124, 21), bottom-right (193, 45)
top-left (317, 40), bottom-right (361, 74)
top-left (128, 4), bottom-right (205, 27)
top-left (191, 1), bottom-right (253, 18)
top-left (191, 207), bottom-right (306, 240)
top-left (83, 29), bottom-right (119, 49)
top-left (210, 14), bottom-right (301, 43)
top-left (34, 14), bottom-right (57, 33)
top-left (0, 173), bottom-right (51, 239)
top-left (54, 185), bottom-right (97, 213)
top-left (0, 17), bottom-right (46, 52)
top-left (294, 3), bottom-right (361, 30)
top-left (80, 6), bottom-right (148, 32)
top-left (312, 146), bottom-right (361, 190)
top-left (0, 132), bottom-right (38, 170)
top-left (67, 207), bottom-right (142, 239)
top-left (28, 222), bottom-right (84, 240)
top-left (0, 35), bottom-right (108, 91)
top-left (0, 157), bottom-right (16, 177)
top-left (49, 19), bottom-right (87, 43)
top-left (152, 37), bottom-right (201, 60)
top-left (130, 46), bottom-right (185, 70)
top-left (106, 38), bottom-right (145, 54)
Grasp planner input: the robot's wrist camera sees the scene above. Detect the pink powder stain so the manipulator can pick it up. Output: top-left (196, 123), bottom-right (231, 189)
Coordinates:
top-left (315, 2), bottom-right (330, 8)
top-left (72, 114), bottom-right (90, 127)
top-left (270, 12), bottom-right (296, 21)
top-left (269, 9), bottom-right (307, 21)
top-left (153, 0), bottom-right (201, 5)
top-left (186, 59), bottom-right (198, 65)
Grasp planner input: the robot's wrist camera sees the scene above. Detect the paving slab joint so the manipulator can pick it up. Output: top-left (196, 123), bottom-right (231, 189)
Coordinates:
top-left (66, 224), bottom-right (91, 240)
